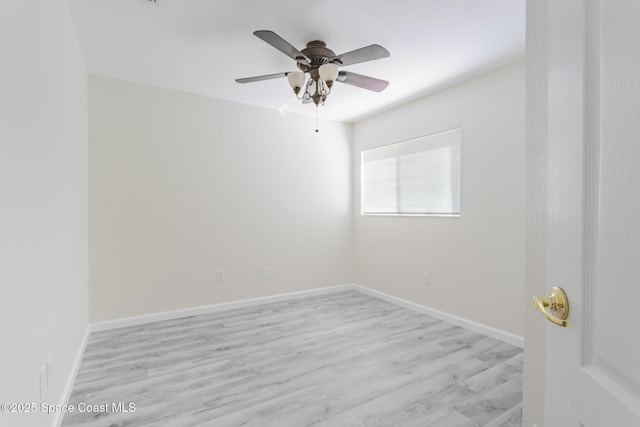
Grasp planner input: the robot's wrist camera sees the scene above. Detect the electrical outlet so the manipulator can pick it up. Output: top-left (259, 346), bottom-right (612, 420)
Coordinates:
top-left (423, 272), bottom-right (430, 285)
top-left (46, 355), bottom-right (51, 389)
top-left (216, 270), bottom-right (224, 282)
top-left (261, 266), bottom-right (269, 278)
top-left (39, 364), bottom-right (47, 400)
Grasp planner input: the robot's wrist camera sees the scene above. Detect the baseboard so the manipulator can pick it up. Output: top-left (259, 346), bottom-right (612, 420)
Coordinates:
top-left (52, 324), bottom-right (91, 427)
top-left (90, 284), bottom-right (354, 332)
top-left (351, 284), bottom-right (524, 348)
top-left (90, 283), bottom-right (522, 347)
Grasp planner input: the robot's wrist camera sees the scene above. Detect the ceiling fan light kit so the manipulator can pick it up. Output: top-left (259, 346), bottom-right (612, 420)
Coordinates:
top-left (236, 30), bottom-right (389, 131)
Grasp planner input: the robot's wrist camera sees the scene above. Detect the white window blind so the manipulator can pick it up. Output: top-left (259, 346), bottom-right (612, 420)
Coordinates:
top-left (361, 129), bottom-right (461, 216)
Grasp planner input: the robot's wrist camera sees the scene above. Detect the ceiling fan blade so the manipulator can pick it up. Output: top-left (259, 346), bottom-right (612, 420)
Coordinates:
top-left (337, 71), bottom-right (389, 92)
top-left (331, 44), bottom-right (390, 67)
top-left (235, 72), bottom-right (289, 84)
top-left (254, 30), bottom-right (310, 64)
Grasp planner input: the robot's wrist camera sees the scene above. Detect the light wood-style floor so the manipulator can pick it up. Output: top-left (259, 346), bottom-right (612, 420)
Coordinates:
top-left (62, 290), bottom-right (522, 426)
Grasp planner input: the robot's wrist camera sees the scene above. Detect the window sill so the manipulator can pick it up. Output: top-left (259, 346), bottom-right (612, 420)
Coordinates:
top-left (360, 213), bottom-right (461, 218)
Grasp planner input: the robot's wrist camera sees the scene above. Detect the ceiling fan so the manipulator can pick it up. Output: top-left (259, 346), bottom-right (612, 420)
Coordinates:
top-left (236, 30), bottom-right (390, 108)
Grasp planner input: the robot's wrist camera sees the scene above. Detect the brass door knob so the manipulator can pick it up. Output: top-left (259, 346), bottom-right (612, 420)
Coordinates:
top-left (531, 286), bottom-right (569, 327)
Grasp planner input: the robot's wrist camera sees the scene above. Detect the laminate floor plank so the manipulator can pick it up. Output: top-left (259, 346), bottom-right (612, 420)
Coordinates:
top-left (62, 290), bottom-right (522, 426)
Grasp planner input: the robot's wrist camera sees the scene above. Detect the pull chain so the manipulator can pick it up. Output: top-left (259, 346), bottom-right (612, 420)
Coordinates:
top-left (315, 105), bottom-right (319, 133)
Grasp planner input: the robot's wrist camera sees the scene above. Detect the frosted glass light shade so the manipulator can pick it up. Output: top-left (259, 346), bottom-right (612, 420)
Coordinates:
top-left (319, 63), bottom-right (339, 87)
top-left (287, 71), bottom-right (306, 94)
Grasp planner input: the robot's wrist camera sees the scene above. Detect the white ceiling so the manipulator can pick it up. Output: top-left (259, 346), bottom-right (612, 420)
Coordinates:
top-left (68, 0), bottom-right (525, 123)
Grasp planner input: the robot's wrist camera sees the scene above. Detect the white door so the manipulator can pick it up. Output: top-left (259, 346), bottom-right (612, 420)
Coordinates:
top-left (542, 0), bottom-right (640, 425)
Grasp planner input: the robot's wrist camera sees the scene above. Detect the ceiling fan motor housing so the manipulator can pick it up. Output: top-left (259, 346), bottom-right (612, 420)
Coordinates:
top-left (297, 40), bottom-right (340, 73)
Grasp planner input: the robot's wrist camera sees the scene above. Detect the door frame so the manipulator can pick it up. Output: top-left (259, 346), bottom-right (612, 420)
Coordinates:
top-left (524, 0), bottom-right (551, 424)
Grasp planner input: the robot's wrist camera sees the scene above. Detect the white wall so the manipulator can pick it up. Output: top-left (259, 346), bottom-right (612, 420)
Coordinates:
top-left (88, 76), bottom-right (353, 321)
top-left (0, 1), bottom-right (88, 427)
top-left (352, 62), bottom-right (525, 336)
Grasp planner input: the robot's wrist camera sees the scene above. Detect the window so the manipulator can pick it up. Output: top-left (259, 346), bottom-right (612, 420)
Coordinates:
top-left (361, 129), bottom-right (461, 216)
